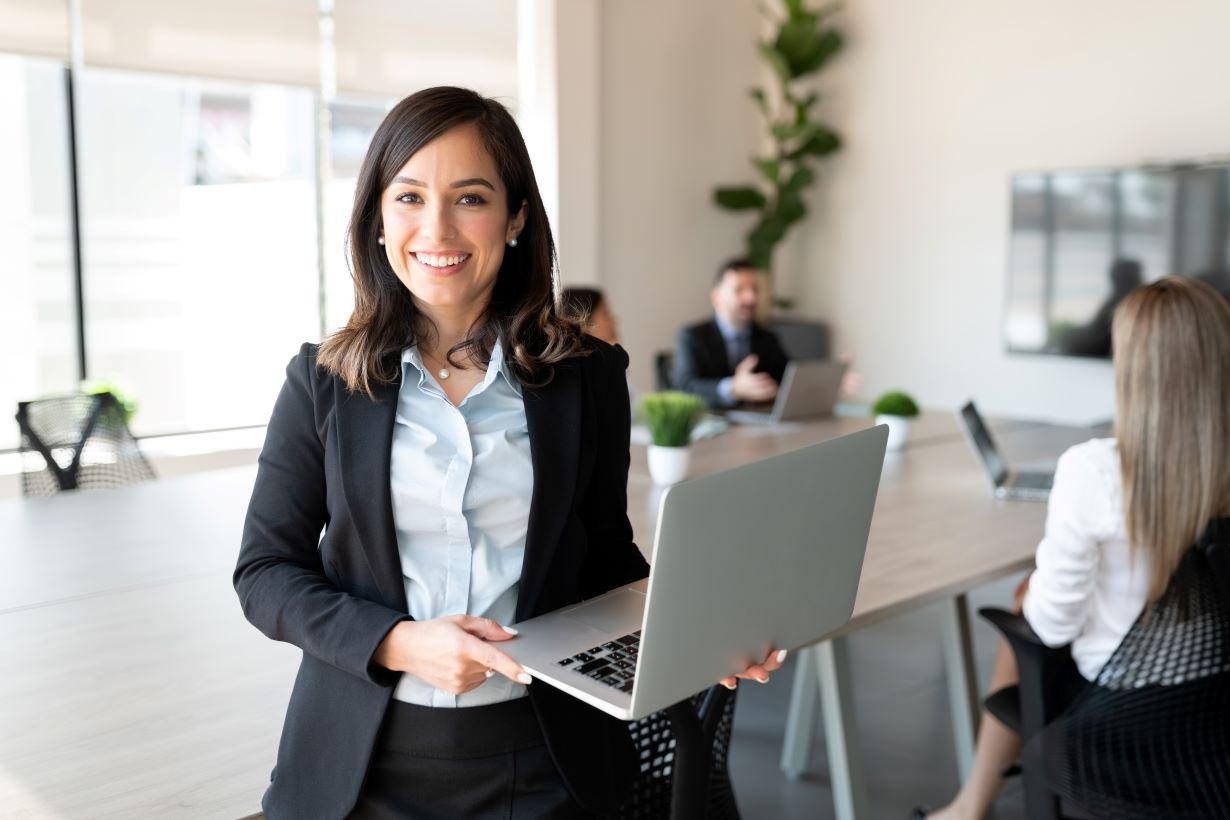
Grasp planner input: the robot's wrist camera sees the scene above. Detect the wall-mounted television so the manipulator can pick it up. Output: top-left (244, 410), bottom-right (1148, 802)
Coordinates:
top-left (1004, 162), bottom-right (1230, 358)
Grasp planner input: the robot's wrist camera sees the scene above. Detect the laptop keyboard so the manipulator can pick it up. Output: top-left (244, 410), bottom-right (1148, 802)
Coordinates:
top-left (555, 631), bottom-right (639, 693)
top-left (1015, 472), bottom-right (1054, 490)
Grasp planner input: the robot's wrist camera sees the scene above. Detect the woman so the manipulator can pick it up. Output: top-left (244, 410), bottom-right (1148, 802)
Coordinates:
top-left (921, 276), bottom-right (1230, 820)
top-left (234, 86), bottom-right (780, 819)
top-left (561, 287), bottom-right (620, 345)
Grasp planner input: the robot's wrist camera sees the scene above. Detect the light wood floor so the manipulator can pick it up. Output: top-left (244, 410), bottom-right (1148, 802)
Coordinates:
top-left (728, 573), bottom-right (1030, 820)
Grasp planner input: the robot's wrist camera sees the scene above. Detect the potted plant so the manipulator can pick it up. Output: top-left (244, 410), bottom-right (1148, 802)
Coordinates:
top-left (712, 0), bottom-right (843, 308)
top-left (639, 391), bottom-right (706, 485)
top-left (871, 390), bottom-right (919, 451)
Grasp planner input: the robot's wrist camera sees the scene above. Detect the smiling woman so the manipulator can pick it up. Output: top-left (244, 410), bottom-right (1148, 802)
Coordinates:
top-left (317, 86), bottom-right (585, 398)
top-left (234, 86), bottom-right (655, 820)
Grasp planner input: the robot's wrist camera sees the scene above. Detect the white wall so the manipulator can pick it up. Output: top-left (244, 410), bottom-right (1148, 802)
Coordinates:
top-left (597, 0), bottom-right (762, 392)
top-left (793, 0), bottom-right (1230, 423)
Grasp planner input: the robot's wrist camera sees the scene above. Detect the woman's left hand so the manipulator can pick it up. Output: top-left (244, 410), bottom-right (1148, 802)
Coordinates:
top-left (719, 647), bottom-right (787, 690)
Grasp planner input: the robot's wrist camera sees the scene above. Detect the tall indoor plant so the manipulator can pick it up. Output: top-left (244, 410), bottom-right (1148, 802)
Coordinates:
top-left (713, 0), bottom-right (843, 280)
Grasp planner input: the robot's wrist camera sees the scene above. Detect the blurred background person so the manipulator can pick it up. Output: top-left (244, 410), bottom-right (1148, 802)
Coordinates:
top-left (562, 286), bottom-right (620, 344)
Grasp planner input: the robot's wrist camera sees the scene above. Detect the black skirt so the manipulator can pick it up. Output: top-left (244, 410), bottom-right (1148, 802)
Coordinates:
top-left (348, 696), bottom-right (594, 820)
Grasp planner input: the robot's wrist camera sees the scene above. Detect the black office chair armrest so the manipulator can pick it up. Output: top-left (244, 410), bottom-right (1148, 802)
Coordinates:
top-left (979, 606), bottom-right (1075, 820)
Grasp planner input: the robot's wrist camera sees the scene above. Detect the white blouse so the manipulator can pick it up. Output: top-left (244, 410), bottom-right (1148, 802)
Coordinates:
top-left (1021, 437), bottom-right (1152, 680)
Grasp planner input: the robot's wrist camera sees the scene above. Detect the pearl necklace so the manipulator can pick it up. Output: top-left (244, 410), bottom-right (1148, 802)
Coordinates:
top-left (422, 350), bottom-right (451, 380)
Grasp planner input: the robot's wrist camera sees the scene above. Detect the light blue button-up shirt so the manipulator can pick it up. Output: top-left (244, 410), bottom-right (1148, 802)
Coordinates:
top-left (713, 315), bottom-right (749, 406)
top-left (389, 337), bottom-right (534, 707)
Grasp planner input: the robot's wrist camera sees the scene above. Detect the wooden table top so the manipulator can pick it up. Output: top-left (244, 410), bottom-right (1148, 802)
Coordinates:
top-left (0, 410), bottom-right (1099, 818)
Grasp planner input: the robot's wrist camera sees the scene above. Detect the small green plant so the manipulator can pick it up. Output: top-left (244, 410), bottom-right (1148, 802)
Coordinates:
top-left (639, 392), bottom-right (706, 447)
top-left (872, 390), bottom-right (919, 417)
top-left (81, 380), bottom-right (138, 424)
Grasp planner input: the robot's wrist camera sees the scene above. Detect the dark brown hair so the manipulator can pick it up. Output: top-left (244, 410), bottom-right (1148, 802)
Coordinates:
top-left (318, 86), bottom-right (586, 396)
top-left (714, 257), bottom-right (758, 285)
top-left (561, 287), bottom-right (605, 321)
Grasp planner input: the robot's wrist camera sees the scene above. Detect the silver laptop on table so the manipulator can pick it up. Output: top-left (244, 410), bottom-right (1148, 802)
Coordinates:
top-left (727, 359), bottom-right (849, 425)
top-left (502, 425), bottom-right (889, 721)
top-left (956, 400), bottom-right (1053, 502)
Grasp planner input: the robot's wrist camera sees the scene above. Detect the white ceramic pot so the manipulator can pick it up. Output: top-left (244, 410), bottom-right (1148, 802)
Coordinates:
top-left (877, 414), bottom-right (911, 451)
top-left (647, 444), bottom-right (691, 485)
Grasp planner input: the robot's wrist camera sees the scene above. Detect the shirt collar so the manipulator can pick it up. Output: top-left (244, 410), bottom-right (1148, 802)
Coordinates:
top-left (401, 335), bottom-right (522, 397)
top-left (714, 314), bottom-right (749, 342)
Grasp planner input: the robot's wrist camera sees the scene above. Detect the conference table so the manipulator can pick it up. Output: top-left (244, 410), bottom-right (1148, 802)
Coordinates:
top-left (0, 410), bottom-right (1098, 819)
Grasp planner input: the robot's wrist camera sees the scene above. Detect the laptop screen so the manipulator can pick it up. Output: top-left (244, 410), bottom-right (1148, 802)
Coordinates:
top-left (959, 402), bottom-right (1009, 485)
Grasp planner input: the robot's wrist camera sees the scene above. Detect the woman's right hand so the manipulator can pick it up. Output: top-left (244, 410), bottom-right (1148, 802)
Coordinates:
top-left (373, 615), bottom-right (531, 694)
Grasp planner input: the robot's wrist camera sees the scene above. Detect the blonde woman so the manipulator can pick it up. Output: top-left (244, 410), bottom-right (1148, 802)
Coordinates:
top-left (920, 276), bottom-right (1230, 820)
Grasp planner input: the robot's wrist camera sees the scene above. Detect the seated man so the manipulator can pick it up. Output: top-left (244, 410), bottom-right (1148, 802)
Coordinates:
top-left (673, 258), bottom-right (789, 408)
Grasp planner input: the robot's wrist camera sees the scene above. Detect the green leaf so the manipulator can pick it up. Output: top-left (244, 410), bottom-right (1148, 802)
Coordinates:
top-left (747, 237), bottom-right (773, 272)
top-left (793, 28), bottom-right (843, 77)
top-left (776, 191), bottom-right (808, 226)
top-left (775, 18), bottom-right (821, 75)
top-left (754, 158), bottom-right (781, 184)
top-left (786, 127), bottom-right (841, 160)
top-left (782, 0), bottom-right (806, 17)
top-left (771, 121), bottom-right (814, 142)
top-left (759, 42), bottom-right (792, 85)
top-left (782, 165), bottom-right (815, 193)
top-left (714, 186), bottom-right (767, 211)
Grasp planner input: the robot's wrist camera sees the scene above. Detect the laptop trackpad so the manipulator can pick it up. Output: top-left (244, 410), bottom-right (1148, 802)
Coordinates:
top-left (565, 588), bottom-right (646, 634)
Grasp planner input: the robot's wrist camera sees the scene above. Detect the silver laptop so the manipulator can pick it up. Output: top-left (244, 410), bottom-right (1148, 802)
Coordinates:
top-left (503, 425), bottom-right (888, 721)
top-left (727, 359), bottom-right (849, 425)
top-left (956, 400), bottom-right (1053, 501)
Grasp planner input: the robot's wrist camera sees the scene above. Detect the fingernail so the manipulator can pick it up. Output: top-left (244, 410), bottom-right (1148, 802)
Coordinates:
top-left (776, 649), bottom-right (788, 663)
top-left (502, 625), bottom-right (519, 635)
top-left (484, 669), bottom-right (495, 678)
top-left (757, 676), bottom-right (768, 684)
top-left (516, 672), bottom-right (532, 684)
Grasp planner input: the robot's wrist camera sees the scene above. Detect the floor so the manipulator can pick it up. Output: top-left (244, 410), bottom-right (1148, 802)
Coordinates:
top-left (727, 573), bottom-right (1030, 820)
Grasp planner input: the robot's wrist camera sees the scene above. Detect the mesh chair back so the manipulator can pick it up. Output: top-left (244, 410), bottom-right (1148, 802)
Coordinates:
top-left (618, 687), bottom-right (740, 819)
top-left (1043, 519), bottom-right (1230, 819)
top-left (15, 392), bottom-right (156, 496)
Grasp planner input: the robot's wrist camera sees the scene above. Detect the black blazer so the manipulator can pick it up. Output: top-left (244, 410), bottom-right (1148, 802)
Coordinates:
top-left (234, 339), bottom-right (650, 819)
top-left (672, 318), bottom-right (790, 407)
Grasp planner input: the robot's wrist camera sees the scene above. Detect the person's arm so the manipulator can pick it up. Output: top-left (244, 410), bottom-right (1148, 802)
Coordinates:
top-left (1021, 446), bottom-right (1114, 647)
top-left (672, 327), bottom-right (726, 408)
top-left (233, 346), bottom-right (410, 687)
top-left (756, 327), bottom-right (791, 384)
top-left (578, 342), bottom-right (650, 597)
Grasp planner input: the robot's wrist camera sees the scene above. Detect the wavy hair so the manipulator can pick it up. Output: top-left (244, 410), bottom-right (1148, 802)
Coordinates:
top-left (318, 86), bottom-right (586, 396)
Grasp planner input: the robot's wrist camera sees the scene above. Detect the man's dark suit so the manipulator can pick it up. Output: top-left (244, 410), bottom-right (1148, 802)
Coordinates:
top-left (234, 339), bottom-right (649, 819)
top-left (672, 318), bottom-right (790, 407)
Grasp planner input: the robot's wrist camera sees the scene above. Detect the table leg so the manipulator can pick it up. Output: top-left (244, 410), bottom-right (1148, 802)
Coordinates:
top-left (817, 637), bottom-right (869, 820)
top-left (942, 594), bottom-right (980, 782)
top-left (780, 643), bottom-right (821, 779)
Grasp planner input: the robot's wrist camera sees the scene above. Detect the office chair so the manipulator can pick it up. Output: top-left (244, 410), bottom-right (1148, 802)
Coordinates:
top-left (654, 351), bottom-right (674, 392)
top-left (980, 519), bottom-right (1230, 820)
top-left (15, 391), bottom-right (156, 496)
top-left (618, 685), bottom-right (740, 820)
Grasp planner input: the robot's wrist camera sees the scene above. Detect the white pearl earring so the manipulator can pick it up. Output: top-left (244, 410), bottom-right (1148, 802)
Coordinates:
top-left (508, 238), bottom-right (518, 248)
top-left (377, 236), bottom-right (385, 245)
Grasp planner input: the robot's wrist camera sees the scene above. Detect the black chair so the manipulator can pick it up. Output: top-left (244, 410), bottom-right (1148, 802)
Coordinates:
top-left (654, 351), bottom-right (674, 392)
top-left (980, 519), bottom-right (1230, 820)
top-left (15, 392), bottom-right (156, 496)
top-left (618, 685), bottom-right (740, 820)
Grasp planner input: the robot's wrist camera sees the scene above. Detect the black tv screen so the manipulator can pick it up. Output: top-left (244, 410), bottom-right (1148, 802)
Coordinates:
top-left (1004, 163), bottom-right (1230, 358)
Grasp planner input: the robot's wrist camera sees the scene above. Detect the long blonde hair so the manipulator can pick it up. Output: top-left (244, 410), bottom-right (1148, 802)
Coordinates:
top-left (1113, 276), bottom-right (1230, 602)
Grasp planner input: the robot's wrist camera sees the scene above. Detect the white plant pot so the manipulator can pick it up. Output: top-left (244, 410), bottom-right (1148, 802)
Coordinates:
top-left (647, 444), bottom-right (691, 485)
top-left (877, 414), bottom-right (912, 451)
